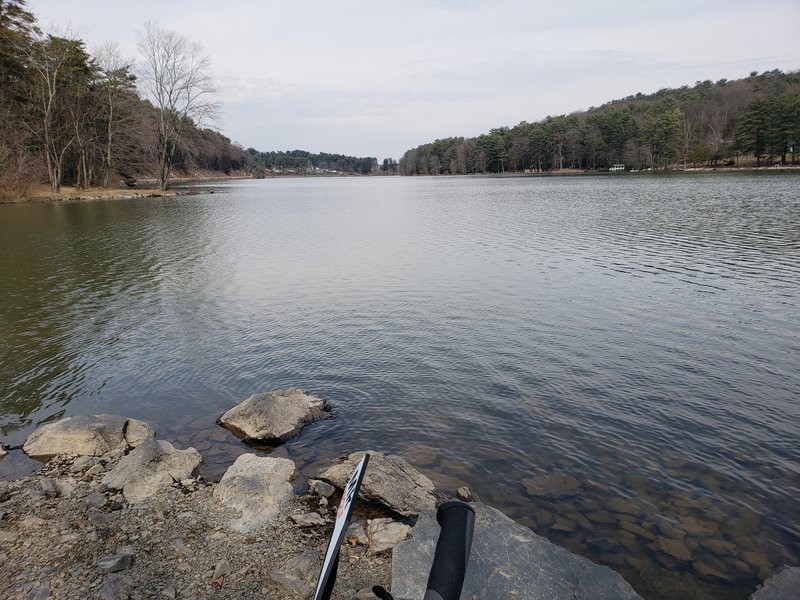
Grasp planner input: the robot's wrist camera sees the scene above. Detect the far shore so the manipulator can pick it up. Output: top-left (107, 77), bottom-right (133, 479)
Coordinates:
top-left (3, 164), bottom-right (798, 204)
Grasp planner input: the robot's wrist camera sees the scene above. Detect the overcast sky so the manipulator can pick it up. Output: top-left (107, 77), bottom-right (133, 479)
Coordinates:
top-left (29, 0), bottom-right (800, 159)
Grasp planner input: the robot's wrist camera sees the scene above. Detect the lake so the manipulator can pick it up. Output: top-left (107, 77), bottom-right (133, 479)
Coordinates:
top-left (1, 173), bottom-right (798, 599)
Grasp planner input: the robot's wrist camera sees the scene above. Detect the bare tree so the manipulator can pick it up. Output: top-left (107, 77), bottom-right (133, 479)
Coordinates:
top-left (22, 31), bottom-right (92, 192)
top-left (137, 22), bottom-right (218, 189)
top-left (93, 41), bottom-right (137, 186)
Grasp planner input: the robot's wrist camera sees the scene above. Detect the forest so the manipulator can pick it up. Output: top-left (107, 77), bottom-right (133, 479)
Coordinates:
top-left (0, 0), bottom-right (376, 197)
top-left (398, 71), bottom-right (800, 175)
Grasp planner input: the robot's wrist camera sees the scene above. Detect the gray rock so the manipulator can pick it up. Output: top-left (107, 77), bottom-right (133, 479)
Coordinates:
top-left (160, 585), bottom-right (177, 599)
top-left (218, 388), bottom-right (331, 443)
top-left (213, 558), bottom-right (232, 579)
top-left (55, 480), bottom-right (75, 499)
top-left (83, 491), bottom-right (107, 509)
top-left (102, 439), bottom-right (202, 504)
top-left (367, 518), bottom-right (411, 554)
top-left (172, 539), bottom-right (192, 557)
top-left (40, 478), bottom-right (59, 498)
top-left (70, 456), bottom-right (98, 474)
top-left (290, 512), bottom-right (327, 527)
top-left (212, 453), bottom-right (296, 533)
top-left (101, 575), bottom-right (131, 600)
top-left (751, 566), bottom-right (800, 599)
top-left (522, 472), bottom-right (582, 498)
top-left (0, 442), bottom-right (7, 458)
top-left (319, 451), bottom-right (437, 517)
top-left (309, 479), bottom-right (336, 498)
top-left (97, 551), bottom-right (134, 574)
top-left (23, 415), bottom-right (155, 460)
top-left (346, 523), bottom-right (368, 546)
top-left (269, 550), bottom-right (320, 598)
top-left (392, 502), bottom-right (642, 600)
top-left (355, 588), bottom-right (379, 600)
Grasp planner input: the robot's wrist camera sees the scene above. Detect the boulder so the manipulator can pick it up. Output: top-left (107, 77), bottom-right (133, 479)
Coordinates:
top-left (318, 451), bottom-right (437, 517)
top-left (23, 415), bottom-right (155, 460)
top-left (522, 472), bottom-right (582, 498)
top-left (213, 453), bottom-right (296, 532)
top-left (391, 502), bottom-right (642, 600)
top-left (751, 566), bottom-right (800, 599)
top-left (102, 439), bottom-right (201, 503)
top-left (217, 388), bottom-right (331, 443)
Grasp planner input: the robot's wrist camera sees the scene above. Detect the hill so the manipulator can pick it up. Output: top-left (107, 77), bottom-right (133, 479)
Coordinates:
top-left (398, 70), bottom-right (800, 175)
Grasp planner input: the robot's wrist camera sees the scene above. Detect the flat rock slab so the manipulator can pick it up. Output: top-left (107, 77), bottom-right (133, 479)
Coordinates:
top-left (217, 388), bottom-right (331, 443)
top-left (213, 453), bottom-right (296, 532)
top-left (23, 414), bottom-right (154, 460)
top-left (392, 502), bottom-right (643, 600)
top-left (751, 566), bottom-right (800, 599)
top-left (319, 451), bottom-right (437, 517)
top-left (102, 439), bottom-right (202, 504)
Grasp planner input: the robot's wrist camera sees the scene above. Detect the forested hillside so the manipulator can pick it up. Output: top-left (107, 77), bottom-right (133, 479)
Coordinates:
top-left (399, 71), bottom-right (800, 175)
top-left (0, 0), bottom-right (375, 197)
top-left (247, 149), bottom-right (377, 176)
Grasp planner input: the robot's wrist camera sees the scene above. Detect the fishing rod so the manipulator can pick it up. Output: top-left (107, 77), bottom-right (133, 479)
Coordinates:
top-left (313, 454), bottom-right (476, 600)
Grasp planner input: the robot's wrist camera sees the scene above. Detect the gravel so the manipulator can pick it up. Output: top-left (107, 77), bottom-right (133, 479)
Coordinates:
top-left (0, 454), bottom-right (391, 600)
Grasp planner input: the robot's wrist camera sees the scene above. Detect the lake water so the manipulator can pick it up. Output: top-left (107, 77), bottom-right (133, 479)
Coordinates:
top-left (1, 173), bottom-right (798, 599)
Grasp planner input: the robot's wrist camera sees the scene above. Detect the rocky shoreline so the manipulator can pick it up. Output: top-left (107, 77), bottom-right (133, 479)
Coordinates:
top-left (0, 391), bottom-right (796, 599)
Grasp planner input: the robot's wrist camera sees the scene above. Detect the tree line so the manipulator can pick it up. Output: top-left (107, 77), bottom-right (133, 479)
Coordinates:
top-left (398, 70), bottom-right (800, 175)
top-left (247, 149), bottom-right (378, 176)
top-left (0, 1), bottom-right (376, 197)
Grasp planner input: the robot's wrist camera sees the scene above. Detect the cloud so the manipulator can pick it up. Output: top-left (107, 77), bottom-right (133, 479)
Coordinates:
top-left (28, 0), bottom-right (800, 158)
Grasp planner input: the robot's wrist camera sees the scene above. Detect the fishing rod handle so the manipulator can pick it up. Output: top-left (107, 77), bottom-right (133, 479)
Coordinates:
top-left (423, 500), bottom-right (475, 600)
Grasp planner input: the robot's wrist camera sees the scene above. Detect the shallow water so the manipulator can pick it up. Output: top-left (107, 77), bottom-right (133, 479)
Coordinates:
top-left (1, 173), bottom-right (798, 599)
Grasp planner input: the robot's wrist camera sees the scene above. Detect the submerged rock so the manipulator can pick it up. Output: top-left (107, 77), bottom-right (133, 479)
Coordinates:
top-left (391, 502), bottom-right (643, 599)
top-left (650, 537), bottom-right (693, 562)
top-left (23, 415), bottom-right (155, 460)
top-left (102, 439), bottom-right (201, 503)
top-left (212, 453), bottom-right (296, 532)
top-left (217, 388), bottom-right (331, 443)
top-left (522, 472), bottom-right (582, 498)
top-left (318, 451), bottom-right (437, 517)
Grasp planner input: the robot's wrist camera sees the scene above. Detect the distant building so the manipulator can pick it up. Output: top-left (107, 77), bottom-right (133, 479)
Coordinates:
top-left (610, 164), bottom-right (625, 172)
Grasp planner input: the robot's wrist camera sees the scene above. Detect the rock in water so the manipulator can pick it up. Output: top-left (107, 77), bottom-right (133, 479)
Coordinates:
top-left (213, 453), bottom-right (296, 532)
top-left (392, 502), bottom-right (643, 600)
top-left (102, 439), bottom-right (202, 503)
top-left (217, 388), bottom-right (331, 443)
top-left (23, 415), bottom-right (155, 460)
top-left (318, 451), bottom-right (437, 517)
top-left (0, 442), bottom-right (7, 458)
top-left (522, 472), bottom-right (582, 498)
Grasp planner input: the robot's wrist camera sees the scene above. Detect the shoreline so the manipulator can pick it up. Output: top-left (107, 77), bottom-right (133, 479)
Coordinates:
top-left (3, 164), bottom-right (798, 204)
top-left (1, 408), bottom-right (797, 600)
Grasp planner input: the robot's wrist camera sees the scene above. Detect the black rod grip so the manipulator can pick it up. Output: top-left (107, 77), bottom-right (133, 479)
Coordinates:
top-left (423, 500), bottom-right (476, 600)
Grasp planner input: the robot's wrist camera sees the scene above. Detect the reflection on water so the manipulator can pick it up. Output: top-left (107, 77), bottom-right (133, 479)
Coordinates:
top-left (1, 173), bottom-right (798, 599)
